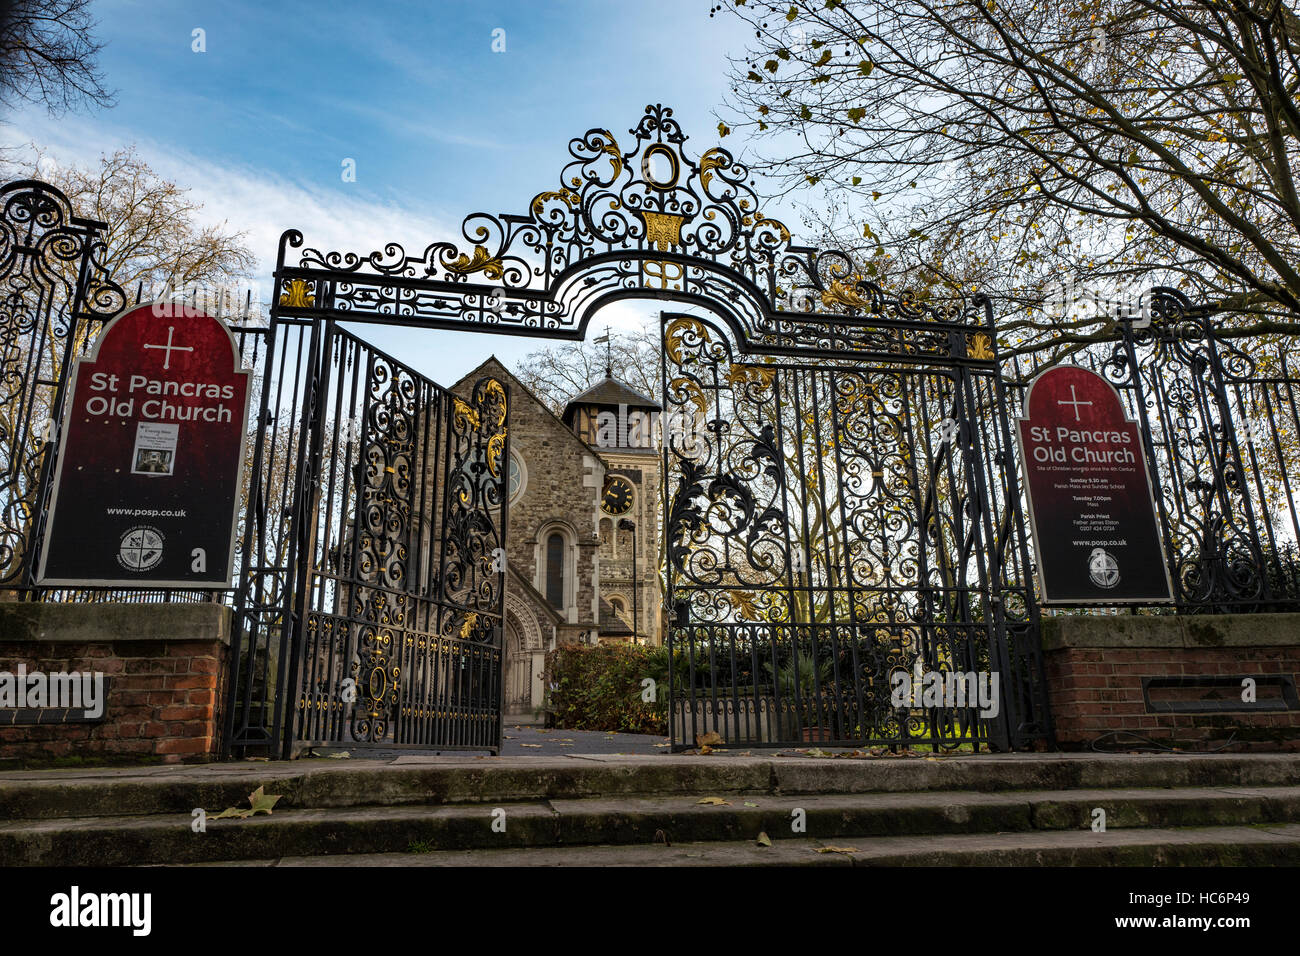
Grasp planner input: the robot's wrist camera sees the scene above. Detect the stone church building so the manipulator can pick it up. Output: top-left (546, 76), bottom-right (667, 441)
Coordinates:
top-left (452, 358), bottom-right (662, 724)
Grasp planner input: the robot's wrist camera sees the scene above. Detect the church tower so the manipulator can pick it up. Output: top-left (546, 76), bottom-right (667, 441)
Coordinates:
top-left (562, 368), bottom-right (662, 646)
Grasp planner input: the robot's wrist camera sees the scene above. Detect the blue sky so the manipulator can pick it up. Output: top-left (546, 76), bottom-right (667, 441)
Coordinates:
top-left (2, 0), bottom-right (795, 385)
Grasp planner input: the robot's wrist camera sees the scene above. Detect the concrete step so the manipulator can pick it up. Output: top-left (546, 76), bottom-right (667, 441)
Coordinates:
top-left (201, 823), bottom-right (1300, 867)
top-left (5, 785), bottom-right (1300, 866)
top-left (3, 752), bottom-right (1299, 820)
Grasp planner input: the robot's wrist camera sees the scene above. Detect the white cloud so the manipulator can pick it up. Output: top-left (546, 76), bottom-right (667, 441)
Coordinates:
top-left (0, 114), bottom-right (455, 305)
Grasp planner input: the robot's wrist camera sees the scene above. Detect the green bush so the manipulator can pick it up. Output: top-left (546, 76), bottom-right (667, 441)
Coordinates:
top-left (542, 643), bottom-right (668, 735)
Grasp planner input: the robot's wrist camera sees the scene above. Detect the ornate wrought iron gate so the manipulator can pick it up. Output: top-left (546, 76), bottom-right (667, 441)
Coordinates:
top-left (662, 312), bottom-right (1052, 752)
top-left (223, 318), bottom-right (509, 757)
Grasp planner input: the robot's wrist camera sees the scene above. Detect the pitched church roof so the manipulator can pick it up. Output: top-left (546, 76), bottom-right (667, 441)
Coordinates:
top-left (561, 369), bottom-right (661, 426)
top-left (451, 355), bottom-right (608, 464)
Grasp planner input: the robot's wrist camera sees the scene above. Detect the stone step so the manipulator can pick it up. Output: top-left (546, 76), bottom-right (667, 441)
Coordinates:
top-left (2, 752), bottom-right (1299, 820)
top-left (202, 823), bottom-right (1300, 867)
top-left (5, 785), bottom-right (1300, 866)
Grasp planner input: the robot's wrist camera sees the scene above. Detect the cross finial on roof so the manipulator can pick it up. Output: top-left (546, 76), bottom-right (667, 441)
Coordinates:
top-left (593, 324), bottom-right (613, 378)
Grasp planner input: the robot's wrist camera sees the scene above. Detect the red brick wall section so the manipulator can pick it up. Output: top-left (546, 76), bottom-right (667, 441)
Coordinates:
top-left (0, 639), bottom-right (228, 764)
top-left (1045, 645), bottom-right (1300, 751)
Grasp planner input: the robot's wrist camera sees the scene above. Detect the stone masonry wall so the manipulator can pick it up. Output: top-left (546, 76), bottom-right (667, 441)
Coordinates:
top-left (456, 359), bottom-right (605, 632)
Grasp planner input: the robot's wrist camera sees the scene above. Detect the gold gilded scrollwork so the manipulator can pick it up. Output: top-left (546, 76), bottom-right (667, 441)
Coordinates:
top-left (967, 333), bottom-right (995, 361)
top-left (726, 363), bottom-right (777, 390)
top-left (641, 211), bottom-right (684, 251)
top-left (279, 278), bottom-right (315, 308)
top-left (487, 429), bottom-right (507, 478)
top-left (820, 276), bottom-right (871, 311)
top-left (664, 316), bottom-right (706, 365)
top-left (699, 148), bottom-right (725, 190)
top-left (453, 397), bottom-right (480, 431)
top-left (446, 245), bottom-right (505, 280)
top-left (754, 215), bottom-right (791, 242)
top-left (643, 259), bottom-right (684, 290)
top-left (728, 590), bottom-right (761, 621)
top-left (669, 376), bottom-right (708, 422)
top-left (598, 130), bottom-right (624, 177)
top-left (531, 188), bottom-right (580, 216)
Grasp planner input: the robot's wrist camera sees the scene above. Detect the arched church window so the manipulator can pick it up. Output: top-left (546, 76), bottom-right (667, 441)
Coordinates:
top-left (545, 532), bottom-right (565, 608)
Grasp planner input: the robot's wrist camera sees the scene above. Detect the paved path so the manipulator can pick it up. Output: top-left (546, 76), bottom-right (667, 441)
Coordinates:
top-left (500, 726), bottom-right (670, 756)
top-left (306, 726), bottom-right (676, 760)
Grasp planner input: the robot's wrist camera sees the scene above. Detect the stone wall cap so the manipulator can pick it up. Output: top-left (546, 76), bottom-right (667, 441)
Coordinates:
top-left (0, 602), bottom-right (231, 645)
top-left (1041, 612), bottom-right (1300, 651)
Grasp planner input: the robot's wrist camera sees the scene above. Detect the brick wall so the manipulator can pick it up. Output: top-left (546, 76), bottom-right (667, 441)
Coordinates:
top-left (1043, 613), bottom-right (1300, 751)
top-left (0, 603), bottom-right (230, 764)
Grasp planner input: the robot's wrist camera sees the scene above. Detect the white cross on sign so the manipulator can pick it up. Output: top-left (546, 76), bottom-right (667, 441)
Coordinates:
top-left (142, 326), bottom-right (193, 370)
top-left (1057, 384), bottom-right (1093, 422)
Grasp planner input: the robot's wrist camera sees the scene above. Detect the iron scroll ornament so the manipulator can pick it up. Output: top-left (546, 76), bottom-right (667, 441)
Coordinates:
top-left (272, 104), bottom-right (997, 365)
top-left (0, 179), bottom-right (127, 588)
top-left (1098, 287), bottom-right (1277, 609)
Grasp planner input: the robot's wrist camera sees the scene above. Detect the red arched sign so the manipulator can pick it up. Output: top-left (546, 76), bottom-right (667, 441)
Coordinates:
top-left (1016, 364), bottom-right (1173, 603)
top-left (38, 302), bottom-right (252, 587)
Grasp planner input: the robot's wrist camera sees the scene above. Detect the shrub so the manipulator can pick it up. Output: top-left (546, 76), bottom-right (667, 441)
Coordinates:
top-left (542, 643), bottom-right (667, 735)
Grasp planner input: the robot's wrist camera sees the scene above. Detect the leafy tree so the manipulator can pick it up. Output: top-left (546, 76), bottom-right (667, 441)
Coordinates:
top-left (719, 0), bottom-right (1300, 359)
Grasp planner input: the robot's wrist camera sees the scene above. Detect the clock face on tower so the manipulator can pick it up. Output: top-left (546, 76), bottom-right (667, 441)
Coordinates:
top-left (601, 476), bottom-right (634, 516)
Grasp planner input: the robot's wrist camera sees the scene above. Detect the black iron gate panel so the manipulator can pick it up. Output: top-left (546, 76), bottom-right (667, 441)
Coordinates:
top-left (225, 320), bottom-right (508, 757)
top-left (662, 313), bottom-right (1049, 752)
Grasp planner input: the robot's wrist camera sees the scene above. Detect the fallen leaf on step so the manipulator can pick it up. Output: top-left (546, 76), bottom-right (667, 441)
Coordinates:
top-left (327, 752), bottom-right (350, 759)
top-left (697, 797), bottom-right (731, 806)
top-left (743, 801), bottom-right (759, 807)
top-left (654, 743), bottom-right (671, 748)
top-left (816, 845), bottom-right (859, 854)
top-left (520, 743), bottom-right (543, 748)
top-left (696, 731), bottom-right (723, 747)
top-left (207, 785), bottom-right (282, 821)
top-left (756, 832), bottom-right (772, 847)
top-left (247, 786), bottom-right (281, 815)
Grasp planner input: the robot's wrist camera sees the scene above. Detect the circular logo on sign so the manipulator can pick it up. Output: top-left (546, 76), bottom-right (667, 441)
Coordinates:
top-left (118, 525), bottom-right (165, 572)
top-left (1088, 547), bottom-right (1120, 589)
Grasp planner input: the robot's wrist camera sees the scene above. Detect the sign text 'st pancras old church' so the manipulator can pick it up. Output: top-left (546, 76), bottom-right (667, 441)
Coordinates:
top-left (37, 302), bottom-right (251, 587)
top-left (1016, 364), bottom-right (1173, 604)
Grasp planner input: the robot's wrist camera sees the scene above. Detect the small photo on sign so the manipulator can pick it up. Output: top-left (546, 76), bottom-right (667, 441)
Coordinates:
top-left (131, 422), bottom-right (178, 477)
